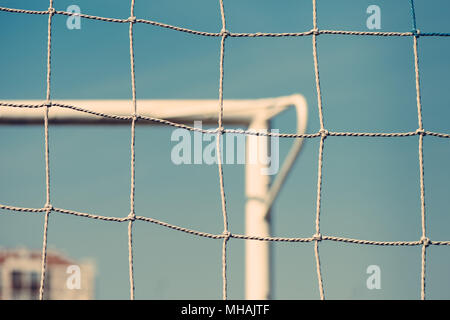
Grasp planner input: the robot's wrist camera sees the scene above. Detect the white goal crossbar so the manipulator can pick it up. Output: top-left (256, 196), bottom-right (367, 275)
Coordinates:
top-left (0, 95), bottom-right (306, 126)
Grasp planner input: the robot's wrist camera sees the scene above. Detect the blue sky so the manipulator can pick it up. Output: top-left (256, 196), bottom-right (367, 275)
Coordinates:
top-left (0, 0), bottom-right (449, 299)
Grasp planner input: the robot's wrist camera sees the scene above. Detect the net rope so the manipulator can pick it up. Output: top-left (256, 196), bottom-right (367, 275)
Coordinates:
top-left (0, 0), bottom-right (449, 300)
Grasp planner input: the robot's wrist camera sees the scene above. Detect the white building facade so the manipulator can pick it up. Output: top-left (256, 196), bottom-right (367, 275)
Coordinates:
top-left (0, 248), bottom-right (95, 300)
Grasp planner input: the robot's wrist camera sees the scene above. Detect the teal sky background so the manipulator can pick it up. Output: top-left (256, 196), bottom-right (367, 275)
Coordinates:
top-left (0, 0), bottom-right (449, 299)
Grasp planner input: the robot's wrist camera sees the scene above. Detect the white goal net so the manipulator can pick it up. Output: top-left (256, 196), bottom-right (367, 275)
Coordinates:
top-left (0, 0), bottom-right (449, 300)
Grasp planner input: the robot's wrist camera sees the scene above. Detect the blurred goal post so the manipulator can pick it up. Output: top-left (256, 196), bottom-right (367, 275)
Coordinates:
top-left (0, 93), bottom-right (308, 299)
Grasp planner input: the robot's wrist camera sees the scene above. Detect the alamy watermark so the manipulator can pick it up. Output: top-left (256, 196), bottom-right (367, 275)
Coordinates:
top-left (170, 121), bottom-right (280, 175)
top-left (66, 5), bottom-right (81, 30)
top-left (66, 264), bottom-right (81, 289)
top-left (366, 265), bottom-right (381, 290)
top-left (366, 5), bottom-right (381, 30)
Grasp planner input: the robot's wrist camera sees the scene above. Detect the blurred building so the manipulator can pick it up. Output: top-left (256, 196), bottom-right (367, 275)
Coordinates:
top-left (0, 248), bottom-right (95, 300)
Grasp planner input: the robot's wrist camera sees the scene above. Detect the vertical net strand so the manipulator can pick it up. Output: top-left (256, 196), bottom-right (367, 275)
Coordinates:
top-left (410, 0), bottom-right (427, 300)
top-left (39, 0), bottom-right (54, 300)
top-left (312, 0), bottom-right (325, 300)
top-left (128, 0), bottom-right (137, 300)
top-left (217, 0), bottom-right (229, 300)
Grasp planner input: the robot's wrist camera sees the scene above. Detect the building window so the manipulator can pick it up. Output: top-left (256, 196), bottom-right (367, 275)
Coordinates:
top-left (11, 270), bottom-right (23, 299)
top-left (10, 270), bottom-right (43, 300)
top-left (30, 272), bottom-right (39, 300)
